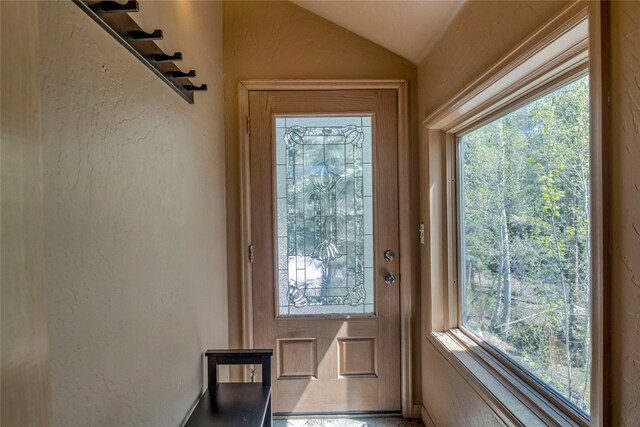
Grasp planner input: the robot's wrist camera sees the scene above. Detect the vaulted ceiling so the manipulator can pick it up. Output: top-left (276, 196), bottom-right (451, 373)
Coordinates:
top-left (291, 0), bottom-right (465, 64)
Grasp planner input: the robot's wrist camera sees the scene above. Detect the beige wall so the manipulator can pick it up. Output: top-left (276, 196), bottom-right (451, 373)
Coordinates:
top-left (5, 1), bottom-right (636, 425)
top-left (1, 2), bottom-right (52, 425)
top-left (419, 1), bottom-right (640, 425)
top-left (418, 0), bottom-right (569, 120)
top-left (222, 0), bottom-right (422, 403)
top-left (38, 1), bottom-right (227, 426)
top-left (417, 1), bottom-right (571, 425)
top-left (609, 1), bottom-right (640, 424)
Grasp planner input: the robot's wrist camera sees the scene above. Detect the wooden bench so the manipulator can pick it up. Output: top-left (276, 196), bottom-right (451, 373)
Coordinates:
top-left (184, 349), bottom-right (273, 427)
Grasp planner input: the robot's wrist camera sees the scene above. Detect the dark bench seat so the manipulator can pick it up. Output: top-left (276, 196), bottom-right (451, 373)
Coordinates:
top-left (184, 349), bottom-right (273, 427)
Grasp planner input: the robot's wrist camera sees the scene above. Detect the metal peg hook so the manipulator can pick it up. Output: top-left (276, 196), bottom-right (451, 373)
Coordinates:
top-left (126, 29), bottom-right (163, 41)
top-left (148, 52), bottom-right (183, 63)
top-left (183, 84), bottom-right (208, 92)
top-left (166, 70), bottom-right (196, 79)
top-left (93, 0), bottom-right (139, 13)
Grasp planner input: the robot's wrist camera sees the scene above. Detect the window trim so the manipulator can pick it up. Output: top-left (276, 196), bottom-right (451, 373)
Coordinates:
top-left (455, 74), bottom-right (592, 420)
top-left (420, 1), bottom-right (607, 425)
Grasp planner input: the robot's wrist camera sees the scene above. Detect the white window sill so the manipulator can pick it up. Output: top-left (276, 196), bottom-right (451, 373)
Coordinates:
top-left (428, 330), bottom-right (588, 427)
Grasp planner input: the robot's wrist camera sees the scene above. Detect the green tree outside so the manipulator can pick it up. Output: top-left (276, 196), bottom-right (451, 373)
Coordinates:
top-left (461, 75), bottom-right (591, 413)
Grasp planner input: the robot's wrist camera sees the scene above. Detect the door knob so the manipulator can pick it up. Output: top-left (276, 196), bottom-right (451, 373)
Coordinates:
top-left (384, 272), bottom-right (396, 285)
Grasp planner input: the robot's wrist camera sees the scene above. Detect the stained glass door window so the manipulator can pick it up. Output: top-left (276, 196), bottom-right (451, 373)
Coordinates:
top-left (275, 116), bottom-right (374, 316)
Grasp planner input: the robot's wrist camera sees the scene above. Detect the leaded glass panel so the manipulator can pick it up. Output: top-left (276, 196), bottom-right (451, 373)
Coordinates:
top-left (275, 116), bottom-right (374, 316)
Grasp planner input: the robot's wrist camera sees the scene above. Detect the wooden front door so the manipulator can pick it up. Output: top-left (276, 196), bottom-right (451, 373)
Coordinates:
top-left (249, 89), bottom-right (400, 414)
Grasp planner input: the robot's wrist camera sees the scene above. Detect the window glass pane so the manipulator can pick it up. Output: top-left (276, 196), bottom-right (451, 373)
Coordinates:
top-left (460, 75), bottom-right (591, 414)
top-left (276, 116), bottom-right (374, 316)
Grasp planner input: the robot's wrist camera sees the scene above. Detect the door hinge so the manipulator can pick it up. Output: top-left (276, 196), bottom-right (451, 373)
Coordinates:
top-left (419, 223), bottom-right (425, 245)
top-left (248, 244), bottom-right (254, 263)
top-left (246, 116), bottom-right (251, 135)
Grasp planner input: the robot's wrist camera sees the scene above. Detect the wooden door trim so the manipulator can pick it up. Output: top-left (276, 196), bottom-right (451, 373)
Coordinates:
top-left (237, 80), bottom-right (413, 417)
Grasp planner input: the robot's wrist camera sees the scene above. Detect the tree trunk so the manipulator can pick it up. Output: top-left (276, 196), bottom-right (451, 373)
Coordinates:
top-left (551, 216), bottom-right (572, 399)
top-left (498, 207), bottom-right (512, 332)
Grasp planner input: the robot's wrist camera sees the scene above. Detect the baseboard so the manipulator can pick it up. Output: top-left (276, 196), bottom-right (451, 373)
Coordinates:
top-left (275, 411), bottom-right (400, 418)
top-left (420, 405), bottom-right (436, 427)
top-left (180, 389), bottom-right (205, 427)
top-left (411, 405), bottom-right (423, 419)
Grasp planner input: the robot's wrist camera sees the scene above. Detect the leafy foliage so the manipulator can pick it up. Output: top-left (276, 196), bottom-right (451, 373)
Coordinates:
top-left (461, 75), bottom-right (591, 413)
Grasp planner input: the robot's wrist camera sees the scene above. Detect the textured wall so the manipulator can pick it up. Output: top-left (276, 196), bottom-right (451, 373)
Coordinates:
top-left (421, 343), bottom-right (502, 426)
top-left (609, 1), bottom-right (640, 425)
top-left (222, 0), bottom-right (422, 403)
top-left (39, 1), bottom-right (227, 426)
top-left (420, 1), bottom-right (640, 424)
top-left (418, 0), bottom-right (569, 119)
top-left (417, 1), bottom-right (570, 425)
top-left (1, 2), bottom-right (52, 426)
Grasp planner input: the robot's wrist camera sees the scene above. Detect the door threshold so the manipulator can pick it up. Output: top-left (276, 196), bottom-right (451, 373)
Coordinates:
top-left (274, 411), bottom-right (402, 419)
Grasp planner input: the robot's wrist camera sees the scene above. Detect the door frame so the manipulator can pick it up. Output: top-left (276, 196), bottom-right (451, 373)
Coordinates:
top-left (237, 80), bottom-right (413, 417)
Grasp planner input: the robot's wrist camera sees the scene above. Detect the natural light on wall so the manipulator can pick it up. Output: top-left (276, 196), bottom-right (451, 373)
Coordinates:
top-left (459, 74), bottom-right (591, 415)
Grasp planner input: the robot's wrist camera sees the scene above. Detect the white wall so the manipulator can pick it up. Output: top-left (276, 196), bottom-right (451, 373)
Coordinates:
top-left (38, 2), bottom-right (227, 425)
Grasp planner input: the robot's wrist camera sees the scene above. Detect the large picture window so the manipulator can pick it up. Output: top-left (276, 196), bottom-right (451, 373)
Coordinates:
top-left (459, 74), bottom-right (591, 415)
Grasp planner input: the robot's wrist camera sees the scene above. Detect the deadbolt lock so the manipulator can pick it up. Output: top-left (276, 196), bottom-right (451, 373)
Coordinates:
top-left (384, 249), bottom-right (395, 261)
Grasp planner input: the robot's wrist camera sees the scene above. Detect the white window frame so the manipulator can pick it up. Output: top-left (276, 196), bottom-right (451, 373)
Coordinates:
top-left (420, 2), bottom-right (607, 425)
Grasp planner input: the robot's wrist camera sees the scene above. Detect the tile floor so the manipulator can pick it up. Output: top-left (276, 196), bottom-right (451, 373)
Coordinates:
top-left (273, 417), bottom-right (424, 427)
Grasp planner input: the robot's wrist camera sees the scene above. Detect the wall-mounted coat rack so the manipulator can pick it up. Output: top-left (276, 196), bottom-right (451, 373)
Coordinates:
top-left (73, 0), bottom-right (207, 104)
